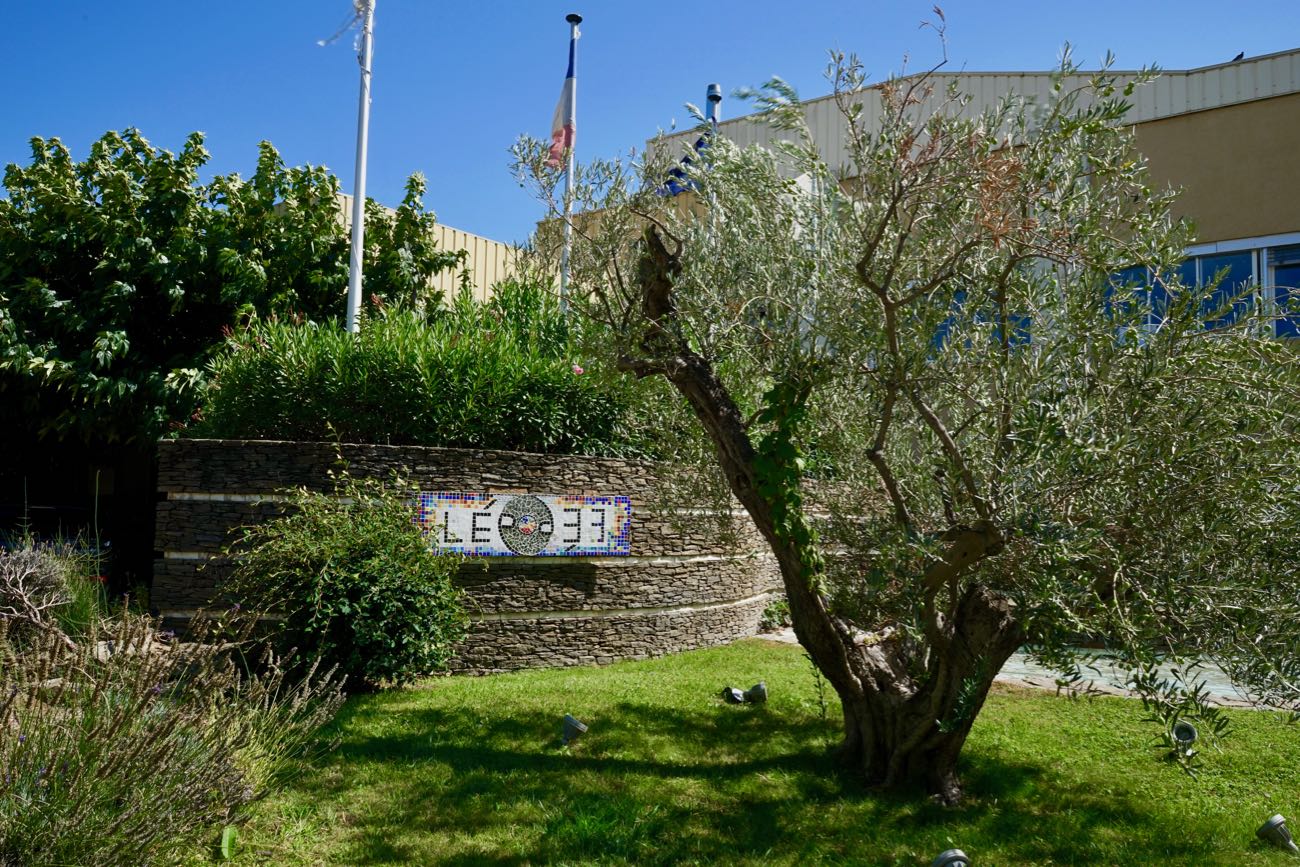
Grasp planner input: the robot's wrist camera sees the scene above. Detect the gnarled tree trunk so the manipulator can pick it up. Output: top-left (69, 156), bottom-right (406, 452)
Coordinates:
top-left (624, 226), bottom-right (1022, 803)
top-left (760, 510), bottom-right (1021, 803)
top-left (828, 584), bottom-right (1022, 803)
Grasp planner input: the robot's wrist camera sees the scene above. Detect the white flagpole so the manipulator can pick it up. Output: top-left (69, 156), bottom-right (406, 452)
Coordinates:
top-left (559, 12), bottom-right (581, 314)
top-left (346, 0), bottom-right (376, 333)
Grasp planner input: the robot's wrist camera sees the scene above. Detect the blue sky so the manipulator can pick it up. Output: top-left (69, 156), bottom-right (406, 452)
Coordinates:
top-left (9, 1), bottom-right (1299, 245)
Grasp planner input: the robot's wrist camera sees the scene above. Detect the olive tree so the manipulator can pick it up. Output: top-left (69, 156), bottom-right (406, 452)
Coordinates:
top-left (516, 53), bottom-right (1300, 802)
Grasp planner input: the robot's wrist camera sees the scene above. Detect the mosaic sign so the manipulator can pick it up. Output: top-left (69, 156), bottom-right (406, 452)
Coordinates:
top-left (416, 492), bottom-right (632, 557)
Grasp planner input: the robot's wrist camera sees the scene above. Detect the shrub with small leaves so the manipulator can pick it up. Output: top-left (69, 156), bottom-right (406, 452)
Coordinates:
top-left (759, 596), bottom-right (791, 632)
top-left (224, 471), bottom-right (467, 690)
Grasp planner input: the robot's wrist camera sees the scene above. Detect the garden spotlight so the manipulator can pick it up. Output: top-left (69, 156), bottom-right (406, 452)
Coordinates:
top-left (1172, 720), bottom-right (1198, 748)
top-left (561, 714), bottom-right (588, 745)
top-left (721, 686), bottom-right (745, 703)
top-left (1257, 814), bottom-right (1300, 855)
top-left (931, 848), bottom-right (971, 867)
top-left (743, 682), bottom-right (768, 703)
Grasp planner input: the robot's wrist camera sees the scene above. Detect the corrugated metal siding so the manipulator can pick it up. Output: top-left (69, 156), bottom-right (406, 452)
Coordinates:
top-left (654, 48), bottom-right (1300, 172)
top-left (429, 224), bottom-right (517, 303)
top-left (337, 193), bottom-right (516, 302)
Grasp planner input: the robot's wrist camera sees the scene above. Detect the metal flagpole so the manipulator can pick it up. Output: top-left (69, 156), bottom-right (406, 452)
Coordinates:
top-left (559, 12), bottom-right (582, 314)
top-left (345, 0), bottom-right (376, 333)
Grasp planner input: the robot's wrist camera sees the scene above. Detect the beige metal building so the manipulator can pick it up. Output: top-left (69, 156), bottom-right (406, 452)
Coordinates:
top-left (338, 193), bottom-right (517, 303)
top-left (655, 48), bottom-right (1300, 334)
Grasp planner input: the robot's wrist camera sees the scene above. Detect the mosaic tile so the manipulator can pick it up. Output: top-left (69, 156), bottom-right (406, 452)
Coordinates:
top-left (415, 492), bottom-right (632, 557)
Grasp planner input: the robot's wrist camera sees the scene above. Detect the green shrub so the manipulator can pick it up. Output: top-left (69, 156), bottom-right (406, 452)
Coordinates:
top-left (480, 277), bottom-right (572, 360)
top-left (0, 554), bottom-right (344, 866)
top-left (189, 282), bottom-right (645, 456)
top-left (224, 472), bottom-right (467, 690)
top-left (759, 595), bottom-right (791, 631)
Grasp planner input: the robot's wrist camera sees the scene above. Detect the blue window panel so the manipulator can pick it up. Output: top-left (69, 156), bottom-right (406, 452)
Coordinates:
top-left (931, 289), bottom-right (967, 350)
top-left (1199, 251), bottom-right (1253, 329)
top-left (1145, 264), bottom-right (1189, 328)
top-left (1108, 266), bottom-right (1147, 289)
top-left (991, 313), bottom-right (1033, 346)
top-left (931, 316), bottom-right (955, 349)
top-left (1106, 266), bottom-right (1149, 328)
top-left (1270, 245), bottom-right (1300, 338)
top-left (931, 288), bottom-right (1031, 349)
top-left (1275, 261), bottom-right (1300, 338)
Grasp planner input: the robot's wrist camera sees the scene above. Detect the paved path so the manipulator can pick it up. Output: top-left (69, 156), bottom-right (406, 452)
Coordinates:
top-left (756, 628), bottom-right (1256, 708)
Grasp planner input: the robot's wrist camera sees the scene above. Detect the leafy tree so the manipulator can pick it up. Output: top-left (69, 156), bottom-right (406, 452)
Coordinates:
top-left (515, 53), bottom-right (1300, 802)
top-left (0, 128), bottom-right (464, 445)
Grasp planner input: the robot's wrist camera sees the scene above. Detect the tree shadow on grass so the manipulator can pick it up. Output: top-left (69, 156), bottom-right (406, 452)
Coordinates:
top-left (276, 696), bottom-right (1227, 866)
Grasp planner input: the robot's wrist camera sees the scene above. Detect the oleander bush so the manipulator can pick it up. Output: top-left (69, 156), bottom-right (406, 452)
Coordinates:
top-left (222, 471), bottom-right (468, 691)
top-left (190, 280), bottom-right (652, 456)
top-left (0, 547), bottom-right (345, 866)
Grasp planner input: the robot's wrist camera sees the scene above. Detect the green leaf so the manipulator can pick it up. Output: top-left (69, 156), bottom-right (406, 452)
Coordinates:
top-left (219, 825), bottom-right (237, 860)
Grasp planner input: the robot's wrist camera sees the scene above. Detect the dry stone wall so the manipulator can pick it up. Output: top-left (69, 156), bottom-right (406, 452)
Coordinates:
top-left (154, 439), bottom-right (782, 673)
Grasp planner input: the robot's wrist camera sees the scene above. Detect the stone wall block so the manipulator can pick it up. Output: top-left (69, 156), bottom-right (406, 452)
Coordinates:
top-left (155, 439), bottom-right (785, 672)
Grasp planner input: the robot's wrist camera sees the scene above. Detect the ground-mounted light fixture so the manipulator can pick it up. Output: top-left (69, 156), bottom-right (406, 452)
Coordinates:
top-left (931, 848), bottom-right (971, 867)
top-left (1257, 814), bottom-right (1300, 855)
top-left (1172, 720), bottom-right (1197, 746)
top-left (721, 682), bottom-right (768, 704)
top-left (1171, 720), bottom-right (1198, 757)
top-left (561, 714), bottom-right (588, 745)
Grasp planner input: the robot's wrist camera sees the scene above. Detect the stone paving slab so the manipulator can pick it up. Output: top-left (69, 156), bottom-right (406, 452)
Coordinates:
top-left (755, 629), bottom-right (1263, 709)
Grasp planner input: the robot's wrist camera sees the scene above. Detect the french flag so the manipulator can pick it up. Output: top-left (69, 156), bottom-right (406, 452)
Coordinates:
top-left (547, 24), bottom-right (579, 168)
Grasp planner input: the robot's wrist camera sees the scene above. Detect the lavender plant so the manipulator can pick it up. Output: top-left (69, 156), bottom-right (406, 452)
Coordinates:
top-left (0, 547), bottom-right (344, 866)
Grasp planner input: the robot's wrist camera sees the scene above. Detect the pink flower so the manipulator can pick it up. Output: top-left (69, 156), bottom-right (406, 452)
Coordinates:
top-left (571, 364), bottom-right (585, 375)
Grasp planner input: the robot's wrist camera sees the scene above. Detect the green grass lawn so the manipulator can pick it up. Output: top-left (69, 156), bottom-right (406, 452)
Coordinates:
top-left (236, 639), bottom-right (1300, 865)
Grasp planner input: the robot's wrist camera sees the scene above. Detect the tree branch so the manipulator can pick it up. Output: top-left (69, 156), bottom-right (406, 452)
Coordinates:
top-left (907, 389), bottom-right (991, 522)
top-left (865, 385), bottom-right (914, 530)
